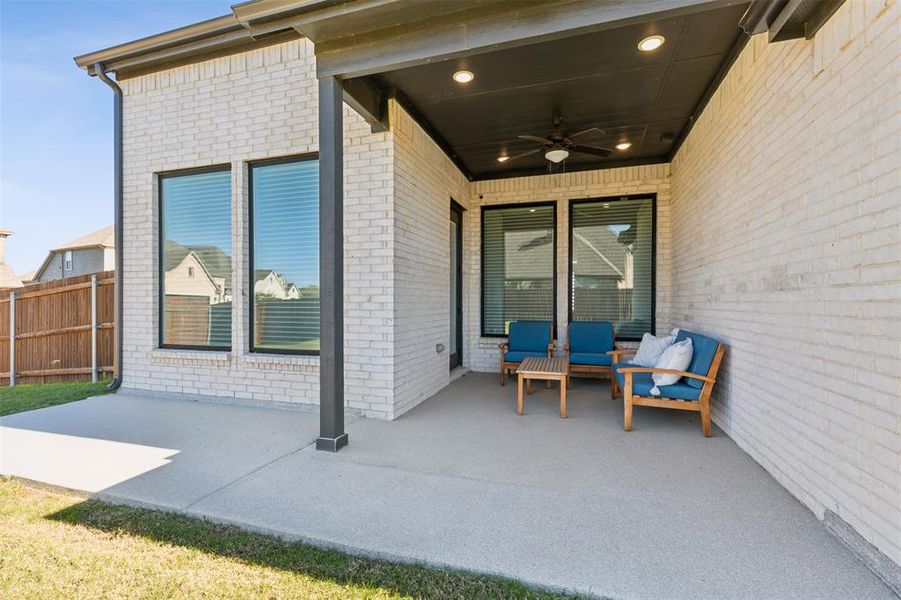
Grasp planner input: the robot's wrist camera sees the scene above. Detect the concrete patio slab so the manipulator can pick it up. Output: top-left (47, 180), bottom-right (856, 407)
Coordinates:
top-left (0, 375), bottom-right (895, 599)
top-left (0, 392), bottom-right (320, 509)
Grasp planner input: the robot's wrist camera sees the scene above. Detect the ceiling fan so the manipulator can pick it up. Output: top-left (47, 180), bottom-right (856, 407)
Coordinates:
top-left (500, 115), bottom-right (613, 165)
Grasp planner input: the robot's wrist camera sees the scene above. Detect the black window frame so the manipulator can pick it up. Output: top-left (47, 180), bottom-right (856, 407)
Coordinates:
top-left (247, 153), bottom-right (320, 356)
top-left (480, 201), bottom-right (558, 339)
top-left (158, 164), bottom-right (233, 352)
top-left (567, 194), bottom-right (656, 342)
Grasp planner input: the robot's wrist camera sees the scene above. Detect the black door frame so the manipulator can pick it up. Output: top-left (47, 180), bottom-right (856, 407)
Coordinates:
top-left (450, 199), bottom-right (464, 370)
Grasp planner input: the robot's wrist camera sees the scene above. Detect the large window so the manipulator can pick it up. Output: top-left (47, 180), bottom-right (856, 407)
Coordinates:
top-left (249, 157), bottom-right (319, 354)
top-left (481, 203), bottom-right (556, 337)
top-left (569, 195), bottom-right (655, 340)
top-left (160, 167), bottom-right (232, 349)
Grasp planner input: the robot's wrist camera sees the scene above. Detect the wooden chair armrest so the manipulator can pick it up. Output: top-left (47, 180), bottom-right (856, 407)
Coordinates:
top-left (607, 348), bottom-right (635, 360)
top-left (498, 341), bottom-right (508, 351)
top-left (615, 367), bottom-right (714, 384)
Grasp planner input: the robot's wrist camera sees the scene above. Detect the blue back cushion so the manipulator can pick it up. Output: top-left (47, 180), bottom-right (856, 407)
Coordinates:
top-left (509, 321), bottom-right (552, 352)
top-left (569, 321), bottom-right (614, 353)
top-left (675, 330), bottom-right (720, 389)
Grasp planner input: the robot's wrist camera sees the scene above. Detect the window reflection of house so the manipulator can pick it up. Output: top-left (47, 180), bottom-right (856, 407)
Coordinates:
top-left (165, 251), bottom-right (228, 304)
top-left (254, 270), bottom-right (304, 299)
top-left (163, 241), bottom-right (232, 305)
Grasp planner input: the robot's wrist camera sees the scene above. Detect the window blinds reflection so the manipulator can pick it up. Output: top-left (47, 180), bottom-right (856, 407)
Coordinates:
top-left (570, 198), bottom-right (654, 340)
top-left (251, 159), bottom-right (320, 353)
top-left (482, 204), bottom-right (555, 336)
top-left (161, 169), bottom-right (232, 348)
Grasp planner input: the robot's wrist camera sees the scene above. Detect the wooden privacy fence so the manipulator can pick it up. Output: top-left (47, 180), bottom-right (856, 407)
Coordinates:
top-left (0, 271), bottom-right (114, 385)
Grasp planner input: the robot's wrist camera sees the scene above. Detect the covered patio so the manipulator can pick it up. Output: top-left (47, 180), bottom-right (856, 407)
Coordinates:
top-left (1, 376), bottom-right (894, 599)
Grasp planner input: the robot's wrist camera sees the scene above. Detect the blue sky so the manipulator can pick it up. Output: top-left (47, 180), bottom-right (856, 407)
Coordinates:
top-left (0, 0), bottom-right (233, 275)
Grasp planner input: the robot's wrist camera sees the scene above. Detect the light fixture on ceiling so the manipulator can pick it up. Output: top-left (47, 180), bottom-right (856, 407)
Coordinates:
top-left (544, 146), bottom-right (570, 163)
top-left (497, 155), bottom-right (510, 163)
top-left (529, 208), bottom-right (536, 213)
top-left (452, 70), bottom-right (474, 83)
top-left (638, 35), bottom-right (665, 52)
top-left (615, 141), bottom-right (632, 151)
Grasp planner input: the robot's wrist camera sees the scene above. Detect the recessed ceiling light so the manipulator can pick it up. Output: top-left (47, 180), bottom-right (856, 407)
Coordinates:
top-left (452, 70), bottom-right (474, 83)
top-left (638, 35), bottom-right (665, 52)
top-left (615, 142), bottom-right (632, 151)
top-left (529, 209), bottom-right (536, 213)
top-left (497, 155), bottom-right (510, 163)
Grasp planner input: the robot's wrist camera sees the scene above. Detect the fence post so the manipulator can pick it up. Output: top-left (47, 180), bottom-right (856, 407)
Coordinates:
top-left (8, 291), bottom-right (15, 387)
top-left (91, 275), bottom-right (98, 383)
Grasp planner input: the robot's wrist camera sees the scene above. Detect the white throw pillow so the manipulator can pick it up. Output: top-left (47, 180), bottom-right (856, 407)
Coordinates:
top-left (651, 338), bottom-right (693, 396)
top-left (631, 329), bottom-right (679, 367)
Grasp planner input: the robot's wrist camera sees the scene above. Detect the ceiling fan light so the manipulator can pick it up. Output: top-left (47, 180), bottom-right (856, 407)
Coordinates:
top-left (452, 70), bottom-right (474, 83)
top-left (615, 142), bottom-right (632, 151)
top-left (497, 155), bottom-right (510, 163)
top-left (545, 148), bottom-right (569, 163)
top-left (638, 35), bottom-right (665, 52)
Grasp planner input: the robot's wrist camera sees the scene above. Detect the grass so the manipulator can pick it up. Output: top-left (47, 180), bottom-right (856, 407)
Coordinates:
top-left (0, 478), bottom-right (577, 600)
top-left (0, 381), bottom-right (111, 417)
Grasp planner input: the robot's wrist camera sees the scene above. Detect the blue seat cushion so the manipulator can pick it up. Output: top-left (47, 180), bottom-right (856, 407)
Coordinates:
top-left (570, 352), bottom-right (612, 366)
top-left (508, 321), bottom-right (552, 353)
top-left (504, 350), bottom-right (549, 363)
top-left (568, 321), bottom-right (614, 354)
top-left (613, 362), bottom-right (701, 401)
top-left (674, 330), bottom-right (720, 389)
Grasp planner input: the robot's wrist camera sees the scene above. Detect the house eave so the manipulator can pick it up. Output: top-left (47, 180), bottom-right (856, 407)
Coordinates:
top-left (73, 12), bottom-right (302, 79)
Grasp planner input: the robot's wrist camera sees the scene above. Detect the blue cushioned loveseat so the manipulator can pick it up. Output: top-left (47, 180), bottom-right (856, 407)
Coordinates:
top-left (498, 321), bottom-right (554, 386)
top-left (611, 330), bottom-right (725, 437)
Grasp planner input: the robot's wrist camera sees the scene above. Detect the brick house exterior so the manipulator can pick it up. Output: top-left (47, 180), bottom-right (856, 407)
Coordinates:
top-left (78, 0), bottom-right (899, 578)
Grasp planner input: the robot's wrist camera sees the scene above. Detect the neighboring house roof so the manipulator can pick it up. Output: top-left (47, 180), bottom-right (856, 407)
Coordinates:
top-left (53, 225), bottom-right (115, 251)
top-left (33, 225), bottom-right (116, 281)
top-left (17, 270), bottom-right (36, 283)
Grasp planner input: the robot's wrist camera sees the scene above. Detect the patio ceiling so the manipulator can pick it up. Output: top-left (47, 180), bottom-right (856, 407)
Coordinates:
top-left (358, 2), bottom-right (750, 179)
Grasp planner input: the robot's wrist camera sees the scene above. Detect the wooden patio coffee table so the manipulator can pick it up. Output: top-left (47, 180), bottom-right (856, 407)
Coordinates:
top-left (517, 356), bottom-right (569, 418)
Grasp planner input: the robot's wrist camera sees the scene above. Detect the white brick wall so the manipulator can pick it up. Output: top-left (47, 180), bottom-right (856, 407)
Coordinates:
top-left (391, 103), bottom-right (471, 417)
top-left (120, 39), bottom-right (397, 418)
top-left (467, 166), bottom-right (673, 372)
top-left (670, 1), bottom-right (900, 565)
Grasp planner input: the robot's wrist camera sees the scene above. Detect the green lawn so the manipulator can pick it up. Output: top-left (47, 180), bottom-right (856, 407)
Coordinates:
top-left (0, 478), bottom-right (577, 599)
top-left (0, 381), bottom-right (111, 417)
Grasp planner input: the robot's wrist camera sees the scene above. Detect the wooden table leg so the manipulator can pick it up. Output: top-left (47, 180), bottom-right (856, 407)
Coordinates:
top-left (517, 373), bottom-right (524, 415)
top-left (559, 376), bottom-right (567, 418)
top-left (527, 378), bottom-right (532, 395)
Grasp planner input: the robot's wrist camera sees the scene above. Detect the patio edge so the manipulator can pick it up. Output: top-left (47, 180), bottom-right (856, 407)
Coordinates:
top-left (824, 510), bottom-right (901, 597)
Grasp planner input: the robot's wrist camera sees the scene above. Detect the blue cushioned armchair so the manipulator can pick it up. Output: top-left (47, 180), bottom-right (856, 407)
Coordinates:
top-left (498, 321), bottom-right (554, 386)
top-left (564, 321), bottom-right (615, 381)
top-left (612, 330), bottom-right (725, 437)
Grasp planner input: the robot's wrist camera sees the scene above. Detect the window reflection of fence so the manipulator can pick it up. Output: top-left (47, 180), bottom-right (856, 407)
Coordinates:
top-left (572, 288), bottom-right (634, 322)
top-left (501, 286), bottom-right (554, 321)
top-left (254, 297), bottom-right (320, 350)
top-left (163, 296), bottom-right (231, 348)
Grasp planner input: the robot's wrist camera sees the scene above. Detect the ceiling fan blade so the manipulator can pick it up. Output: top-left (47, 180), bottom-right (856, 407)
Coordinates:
top-left (568, 127), bottom-right (606, 141)
top-left (502, 148), bottom-right (543, 163)
top-left (518, 135), bottom-right (553, 145)
top-left (571, 145), bottom-right (613, 158)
